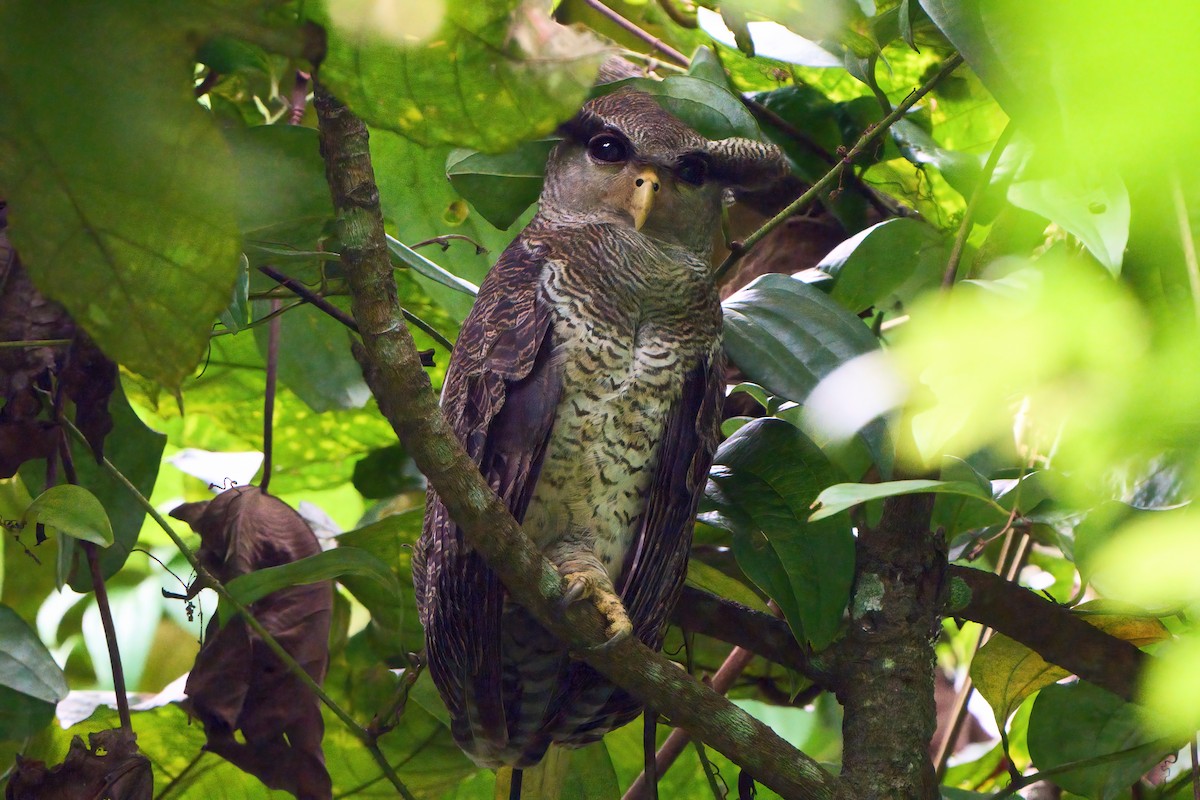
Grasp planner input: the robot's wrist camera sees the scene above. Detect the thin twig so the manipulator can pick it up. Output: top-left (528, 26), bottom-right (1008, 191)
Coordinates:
top-left (941, 120), bottom-right (1015, 288)
top-left (261, 298), bottom-right (280, 493)
top-left (194, 70), bottom-right (220, 98)
top-left (57, 436), bottom-right (133, 732)
top-left (59, 418), bottom-right (418, 800)
top-left (411, 234), bottom-right (489, 255)
top-left (289, 70), bottom-right (310, 125)
top-left (0, 339), bottom-right (72, 348)
top-left (365, 659), bottom-right (424, 740)
top-left (987, 738), bottom-right (1177, 799)
top-left (1192, 737), bottom-right (1199, 800)
top-left (581, 0), bottom-right (690, 66)
top-left (257, 264), bottom-right (442, 362)
top-left (715, 53), bottom-right (964, 282)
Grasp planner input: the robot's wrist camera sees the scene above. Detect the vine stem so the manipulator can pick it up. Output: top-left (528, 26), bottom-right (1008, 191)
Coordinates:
top-left (941, 120), bottom-right (1015, 288)
top-left (0, 339), bottom-right (71, 348)
top-left (260, 298), bottom-right (280, 493)
top-left (713, 52), bottom-right (965, 283)
top-left (986, 738), bottom-right (1176, 799)
top-left (57, 436), bottom-right (133, 732)
top-left (59, 418), bottom-right (417, 800)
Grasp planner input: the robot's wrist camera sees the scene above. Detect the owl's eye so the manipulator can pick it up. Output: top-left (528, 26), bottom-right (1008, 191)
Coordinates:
top-left (676, 155), bottom-right (708, 186)
top-left (588, 135), bottom-right (628, 163)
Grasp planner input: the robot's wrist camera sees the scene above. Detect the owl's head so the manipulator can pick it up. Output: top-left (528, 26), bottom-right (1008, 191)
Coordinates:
top-left (541, 89), bottom-right (787, 252)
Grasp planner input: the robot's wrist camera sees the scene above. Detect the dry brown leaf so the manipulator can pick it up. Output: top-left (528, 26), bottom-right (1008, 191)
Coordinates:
top-left (4, 728), bottom-right (152, 800)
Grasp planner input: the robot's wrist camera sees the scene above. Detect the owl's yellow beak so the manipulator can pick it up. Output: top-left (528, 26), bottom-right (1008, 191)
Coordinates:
top-left (629, 167), bottom-right (660, 230)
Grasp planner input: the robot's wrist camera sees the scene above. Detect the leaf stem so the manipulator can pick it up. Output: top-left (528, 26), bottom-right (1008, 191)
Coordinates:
top-left (260, 298), bottom-right (280, 493)
top-left (60, 417), bottom-right (418, 800)
top-left (0, 339), bottom-right (72, 348)
top-left (941, 120), bottom-right (1015, 288)
top-left (714, 53), bottom-right (964, 283)
top-left (987, 738), bottom-right (1176, 799)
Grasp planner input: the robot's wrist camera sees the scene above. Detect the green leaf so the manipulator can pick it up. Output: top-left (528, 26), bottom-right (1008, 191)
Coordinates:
top-left (23, 484), bottom-right (113, 547)
top-left (890, 119), bottom-right (985, 203)
top-left (222, 547), bottom-right (401, 624)
top-left (446, 139), bottom-right (556, 230)
top-left (337, 510), bottom-right (426, 661)
top-left (686, 46), bottom-right (730, 87)
top-left (1028, 682), bottom-right (1167, 800)
top-left (218, 255), bottom-right (251, 332)
top-left (817, 217), bottom-right (949, 312)
top-left (317, 1), bottom-right (605, 152)
top-left (0, 604), bottom-right (68, 739)
top-left (595, 75), bottom-right (761, 140)
top-left (225, 125), bottom-right (333, 260)
top-left (351, 444), bottom-right (425, 500)
top-left (722, 273), bottom-right (879, 406)
top-left (705, 418), bottom-right (854, 650)
top-left (0, 0), bottom-right (240, 389)
top-left (685, 559), bottom-right (769, 614)
top-left (810, 479), bottom-right (997, 522)
top-left (252, 300), bottom-right (370, 413)
top-left (1007, 168), bottom-right (1130, 276)
top-left (374, 131), bottom-right (520, 321)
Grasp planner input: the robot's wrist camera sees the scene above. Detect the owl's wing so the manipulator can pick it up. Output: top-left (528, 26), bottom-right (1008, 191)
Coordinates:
top-left (416, 232), bottom-right (561, 752)
top-left (618, 351), bottom-right (725, 642)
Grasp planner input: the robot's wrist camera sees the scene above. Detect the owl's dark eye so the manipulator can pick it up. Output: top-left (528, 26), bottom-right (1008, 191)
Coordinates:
top-left (676, 155), bottom-right (708, 186)
top-left (588, 135), bottom-right (628, 164)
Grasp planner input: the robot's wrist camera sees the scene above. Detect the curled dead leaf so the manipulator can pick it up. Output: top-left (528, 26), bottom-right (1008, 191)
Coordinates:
top-left (170, 486), bottom-right (333, 800)
top-left (4, 727), bottom-right (151, 800)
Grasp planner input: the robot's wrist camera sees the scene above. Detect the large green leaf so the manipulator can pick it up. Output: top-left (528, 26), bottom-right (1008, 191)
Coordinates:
top-left (1028, 682), bottom-right (1168, 800)
top-left (705, 418), bottom-right (854, 650)
top-left (225, 125), bottom-right (333, 260)
top-left (816, 217), bottom-right (949, 313)
top-left (0, 0), bottom-right (240, 389)
top-left (722, 274), bottom-right (879, 406)
top-left (446, 139), bottom-right (556, 230)
top-left (318, 1), bottom-right (605, 152)
top-left (0, 604), bottom-right (68, 739)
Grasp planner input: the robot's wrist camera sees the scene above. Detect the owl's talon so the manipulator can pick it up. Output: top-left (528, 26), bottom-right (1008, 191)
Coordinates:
top-left (560, 569), bottom-right (633, 648)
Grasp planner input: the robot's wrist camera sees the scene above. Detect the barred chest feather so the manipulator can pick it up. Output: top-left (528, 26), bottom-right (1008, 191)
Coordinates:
top-left (522, 230), bottom-right (721, 582)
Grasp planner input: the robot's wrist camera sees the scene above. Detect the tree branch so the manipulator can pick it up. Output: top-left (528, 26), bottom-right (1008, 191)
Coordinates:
top-left (313, 83), bottom-right (839, 800)
top-left (950, 565), bottom-right (1148, 702)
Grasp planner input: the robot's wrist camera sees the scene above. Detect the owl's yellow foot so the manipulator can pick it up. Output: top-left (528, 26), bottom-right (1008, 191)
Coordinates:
top-left (559, 568), bottom-right (632, 651)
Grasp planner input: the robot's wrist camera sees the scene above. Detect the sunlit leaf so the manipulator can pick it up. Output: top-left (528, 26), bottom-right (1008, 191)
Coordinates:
top-left (810, 479), bottom-right (996, 522)
top-left (446, 139), bottom-right (556, 230)
top-left (0, 1), bottom-right (241, 388)
top-left (318, 1), bottom-right (605, 152)
top-left (816, 217), bottom-right (949, 312)
top-left (23, 485), bottom-right (113, 547)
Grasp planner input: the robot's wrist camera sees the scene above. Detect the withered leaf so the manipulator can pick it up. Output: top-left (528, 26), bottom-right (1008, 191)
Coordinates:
top-left (0, 202), bottom-right (117, 477)
top-left (4, 727), bottom-right (152, 800)
top-left (171, 486), bottom-right (333, 800)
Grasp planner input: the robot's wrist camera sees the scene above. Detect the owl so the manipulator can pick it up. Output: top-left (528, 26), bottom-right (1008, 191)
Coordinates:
top-left (414, 88), bottom-right (786, 769)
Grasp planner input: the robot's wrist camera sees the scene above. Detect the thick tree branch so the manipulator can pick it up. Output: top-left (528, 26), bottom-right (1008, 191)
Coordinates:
top-left (951, 565), bottom-right (1148, 702)
top-left (313, 84), bottom-right (839, 800)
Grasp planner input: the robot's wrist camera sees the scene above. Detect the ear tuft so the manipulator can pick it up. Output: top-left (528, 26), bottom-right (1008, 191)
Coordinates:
top-left (706, 139), bottom-right (789, 190)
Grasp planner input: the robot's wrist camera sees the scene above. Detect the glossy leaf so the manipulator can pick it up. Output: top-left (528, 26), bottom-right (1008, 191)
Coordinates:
top-left (1028, 682), bottom-right (1167, 800)
top-left (705, 418), bottom-right (853, 650)
top-left (685, 559), bottom-right (770, 614)
top-left (23, 484), bottom-right (113, 547)
top-left (222, 546), bottom-right (402, 624)
top-left (318, 1), bottom-right (605, 152)
top-left (446, 139), bottom-right (556, 230)
top-left (817, 217), bottom-right (949, 312)
top-left (0, 1), bottom-right (241, 388)
top-left (722, 274), bottom-right (879, 407)
top-left (0, 604), bottom-right (68, 739)
top-left (810, 479), bottom-right (997, 522)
